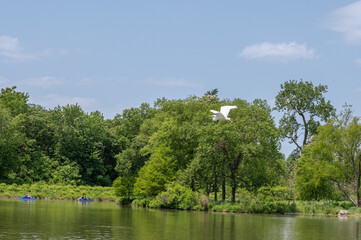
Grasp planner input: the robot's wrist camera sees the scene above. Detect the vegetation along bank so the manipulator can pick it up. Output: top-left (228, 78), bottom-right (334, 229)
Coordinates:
top-left (1, 80), bottom-right (361, 215)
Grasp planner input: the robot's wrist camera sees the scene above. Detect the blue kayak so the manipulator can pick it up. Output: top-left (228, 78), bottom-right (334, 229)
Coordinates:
top-left (77, 197), bottom-right (92, 201)
top-left (19, 195), bottom-right (35, 200)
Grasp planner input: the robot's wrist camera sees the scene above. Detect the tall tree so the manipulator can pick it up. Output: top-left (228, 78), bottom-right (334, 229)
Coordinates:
top-left (112, 103), bottom-right (156, 178)
top-left (0, 86), bottom-right (29, 116)
top-left (297, 107), bottom-right (361, 206)
top-left (188, 99), bottom-right (283, 202)
top-left (274, 80), bottom-right (335, 152)
top-left (133, 145), bottom-right (177, 197)
top-left (0, 106), bottom-right (25, 181)
top-left (51, 104), bottom-right (117, 186)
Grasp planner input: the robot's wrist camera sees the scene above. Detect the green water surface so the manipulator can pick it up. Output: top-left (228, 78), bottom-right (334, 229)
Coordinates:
top-left (0, 199), bottom-right (360, 240)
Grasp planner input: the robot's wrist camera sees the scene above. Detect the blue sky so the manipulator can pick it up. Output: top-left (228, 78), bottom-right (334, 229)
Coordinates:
top-left (1, 1), bottom-right (361, 155)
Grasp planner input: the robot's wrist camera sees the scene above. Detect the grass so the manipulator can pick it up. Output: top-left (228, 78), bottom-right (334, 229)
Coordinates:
top-left (0, 182), bottom-right (117, 201)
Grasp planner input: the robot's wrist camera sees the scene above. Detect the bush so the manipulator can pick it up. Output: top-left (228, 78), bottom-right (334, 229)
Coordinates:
top-left (0, 183), bottom-right (116, 200)
top-left (210, 202), bottom-right (240, 212)
top-left (148, 183), bottom-right (199, 210)
top-left (113, 176), bottom-right (136, 202)
top-left (132, 198), bottom-right (150, 207)
top-left (238, 188), bottom-right (253, 211)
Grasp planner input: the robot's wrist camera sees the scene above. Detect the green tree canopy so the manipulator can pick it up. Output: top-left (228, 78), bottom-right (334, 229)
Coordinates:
top-left (296, 107), bottom-right (361, 206)
top-left (275, 80), bottom-right (335, 152)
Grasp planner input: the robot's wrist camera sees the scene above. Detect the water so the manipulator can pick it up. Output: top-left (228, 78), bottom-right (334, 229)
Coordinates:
top-left (0, 199), bottom-right (360, 240)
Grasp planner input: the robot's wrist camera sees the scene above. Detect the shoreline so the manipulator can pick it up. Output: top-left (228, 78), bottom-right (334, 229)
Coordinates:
top-left (0, 196), bottom-right (116, 202)
top-left (2, 196), bottom-right (359, 218)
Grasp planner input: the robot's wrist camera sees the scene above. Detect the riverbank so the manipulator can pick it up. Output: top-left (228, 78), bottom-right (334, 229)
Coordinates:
top-left (2, 183), bottom-right (361, 217)
top-left (131, 198), bottom-right (361, 217)
top-left (0, 183), bottom-right (117, 201)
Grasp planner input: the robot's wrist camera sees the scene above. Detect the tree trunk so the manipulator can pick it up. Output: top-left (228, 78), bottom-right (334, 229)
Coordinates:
top-left (230, 170), bottom-right (236, 203)
top-left (214, 171), bottom-right (218, 201)
top-left (356, 156), bottom-right (361, 207)
top-left (206, 184), bottom-right (210, 198)
top-left (356, 177), bottom-right (359, 207)
top-left (231, 186), bottom-right (236, 203)
top-left (222, 179), bottom-right (226, 201)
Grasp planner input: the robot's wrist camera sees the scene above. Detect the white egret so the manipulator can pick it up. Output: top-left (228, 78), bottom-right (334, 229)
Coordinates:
top-left (210, 106), bottom-right (237, 121)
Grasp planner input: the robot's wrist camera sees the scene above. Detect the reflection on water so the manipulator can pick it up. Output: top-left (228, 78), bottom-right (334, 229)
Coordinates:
top-left (0, 199), bottom-right (360, 240)
top-left (19, 199), bottom-right (36, 204)
top-left (77, 200), bottom-right (92, 206)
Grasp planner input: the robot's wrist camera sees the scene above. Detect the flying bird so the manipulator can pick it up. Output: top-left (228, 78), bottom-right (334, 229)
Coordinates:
top-left (210, 106), bottom-right (237, 121)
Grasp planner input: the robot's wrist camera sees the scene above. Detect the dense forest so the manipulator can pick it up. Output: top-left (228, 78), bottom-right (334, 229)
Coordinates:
top-left (1, 80), bottom-right (361, 208)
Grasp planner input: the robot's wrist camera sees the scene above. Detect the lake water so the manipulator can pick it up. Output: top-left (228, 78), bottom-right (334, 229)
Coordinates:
top-left (0, 199), bottom-right (360, 240)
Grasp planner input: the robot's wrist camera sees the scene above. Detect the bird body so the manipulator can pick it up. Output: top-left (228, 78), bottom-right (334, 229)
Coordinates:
top-left (210, 106), bottom-right (237, 121)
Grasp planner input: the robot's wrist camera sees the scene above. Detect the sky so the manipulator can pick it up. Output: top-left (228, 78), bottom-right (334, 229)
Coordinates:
top-left (1, 1), bottom-right (361, 156)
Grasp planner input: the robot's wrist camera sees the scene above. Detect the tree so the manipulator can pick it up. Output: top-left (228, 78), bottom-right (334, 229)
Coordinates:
top-left (50, 104), bottom-right (117, 186)
top-left (0, 106), bottom-right (25, 181)
top-left (274, 80), bottom-right (335, 152)
top-left (0, 86), bottom-right (29, 116)
top-left (112, 103), bottom-right (156, 178)
top-left (203, 89), bottom-right (219, 103)
top-left (189, 99), bottom-right (283, 202)
top-left (0, 87), bottom-right (29, 182)
top-left (133, 145), bottom-right (177, 197)
top-left (295, 155), bottom-right (334, 201)
top-left (113, 175), bottom-right (136, 203)
top-left (297, 107), bottom-right (361, 206)
top-left (133, 96), bottom-right (218, 197)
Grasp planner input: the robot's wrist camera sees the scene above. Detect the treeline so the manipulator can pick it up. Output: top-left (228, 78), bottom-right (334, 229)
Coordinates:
top-left (1, 80), bottom-right (361, 208)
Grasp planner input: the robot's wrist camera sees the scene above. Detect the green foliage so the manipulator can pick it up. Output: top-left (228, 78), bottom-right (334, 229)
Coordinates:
top-left (295, 153), bottom-right (334, 201)
top-left (190, 98), bottom-right (284, 202)
top-left (0, 86), bottom-right (29, 116)
top-left (131, 198), bottom-right (150, 207)
top-left (209, 202), bottom-right (240, 212)
top-left (49, 105), bottom-right (119, 186)
top-left (112, 103), bottom-right (156, 178)
top-left (113, 175), bottom-right (136, 203)
top-left (133, 145), bottom-right (177, 197)
top-left (0, 183), bottom-right (116, 200)
top-left (257, 186), bottom-right (291, 201)
top-left (347, 207), bottom-right (361, 214)
top-left (149, 183), bottom-right (199, 210)
top-left (296, 107), bottom-right (361, 206)
top-left (274, 80), bottom-right (335, 151)
top-left (4, 83), bottom-right (361, 214)
top-left (0, 106), bottom-right (25, 180)
top-left (295, 201), bottom-right (351, 215)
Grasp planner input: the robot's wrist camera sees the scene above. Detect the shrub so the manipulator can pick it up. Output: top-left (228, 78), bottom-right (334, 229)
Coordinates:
top-left (113, 176), bottom-right (136, 202)
top-left (0, 183), bottom-right (116, 200)
top-left (149, 183), bottom-right (199, 210)
top-left (132, 198), bottom-right (150, 207)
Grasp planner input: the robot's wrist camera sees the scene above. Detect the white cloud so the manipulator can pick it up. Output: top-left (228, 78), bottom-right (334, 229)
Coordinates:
top-left (0, 36), bottom-right (22, 52)
top-left (355, 58), bottom-right (361, 65)
top-left (40, 94), bottom-right (100, 112)
top-left (20, 76), bottom-right (65, 88)
top-left (145, 77), bottom-right (201, 87)
top-left (325, 1), bottom-right (361, 44)
top-left (0, 36), bottom-right (38, 62)
top-left (239, 42), bottom-right (318, 62)
top-left (0, 35), bottom-right (69, 62)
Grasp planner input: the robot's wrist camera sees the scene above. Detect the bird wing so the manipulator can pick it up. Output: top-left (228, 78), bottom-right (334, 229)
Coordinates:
top-left (220, 106), bottom-right (237, 118)
top-left (210, 110), bottom-right (225, 119)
